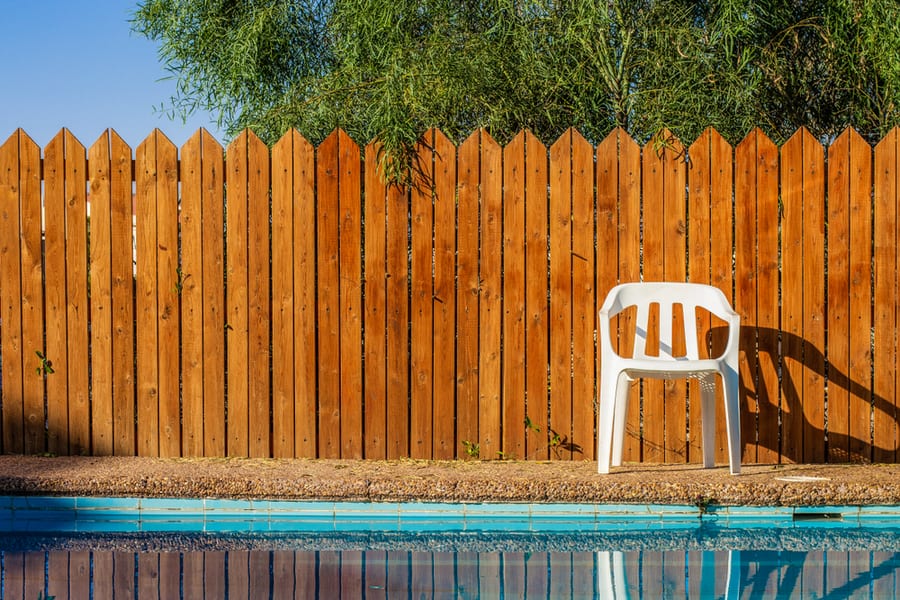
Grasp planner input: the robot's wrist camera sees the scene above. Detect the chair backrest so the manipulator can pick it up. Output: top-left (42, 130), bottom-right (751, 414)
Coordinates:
top-left (601, 282), bottom-right (736, 360)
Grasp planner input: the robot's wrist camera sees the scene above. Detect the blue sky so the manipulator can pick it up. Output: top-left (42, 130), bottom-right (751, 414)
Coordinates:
top-left (0, 1), bottom-right (223, 149)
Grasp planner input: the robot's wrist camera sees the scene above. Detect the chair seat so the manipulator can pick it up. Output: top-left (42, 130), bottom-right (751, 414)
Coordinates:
top-left (597, 282), bottom-right (742, 475)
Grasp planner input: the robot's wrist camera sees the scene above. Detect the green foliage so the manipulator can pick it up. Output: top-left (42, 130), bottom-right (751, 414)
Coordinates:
top-left (35, 351), bottom-right (54, 376)
top-left (461, 439), bottom-right (480, 458)
top-left (133, 0), bottom-right (900, 181)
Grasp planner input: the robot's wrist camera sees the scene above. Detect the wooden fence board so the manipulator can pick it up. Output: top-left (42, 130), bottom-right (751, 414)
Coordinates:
top-left (479, 132), bottom-right (503, 458)
top-left (385, 165), bottom-right (410, 459)
top-left (874, 129), bottom-right (899, 462)
top-left (136, 132), bottom-right (160, 457)
top-left (662, 133), bottom-right (688, 463)
top-left (153, 132), bottom-right (180, 458)
top-left (827, 131), bottom-right (852, 463)
top-left (801, 129), bottom-right (827, 463)
top-left (571, 131), bottom-right (595, 460)
top-left (109, 131), bottom-right (136, 456)
top-left (64, 131), bottom-right (90, 455)
top-left (756, 131), bottom-right (781, 465)
top-left (180, 132), bottom-right (205, 458)
top-left (411, 131), bottom-right (435, 459)
top-left (432, 130), bottom-right (456, 459)
top-left (247, 132), bottom-right (271, 458)
top-left (503, 131), bottom-right (527, 458)
top-left (17, 134), bottom-right (43, 455)
top-left (549, 132), bottom-right (573, 461)
top-left (525, 132), bottom-right (549, 460)
top-left (847, 130), bottom-right (873, 462)
top-left (0, 131), bottom-right (25, 454)
top-left (317, 131), bottom-right (341, 458)
top-left (226, 132), bottom-right (251, 456)
top-left (42, 133), bottom-right (69, 455)
top-left (735, 132), bottom-right (761, 463)
top-left (642, 134), bottom-right (666, 463)
top-left (687, 130), bottom-right (712, 463)
top-left (456, 132), bottom-right (481, 458)
top-left (88, 133), bottom-right (115, 456)
top-left (338, 130), bottom-right (362, 458)
top-left (364, 141), bottom-right (388, 459)
top-left (618, 131), bottom-right (642, 462)
top-left (780, 130), bottom-right (806, 463)
top-left (596, 130), bottom-right (620, 461)
top-left (198, 131), bottom-right (226, 458)
top-left (292, 132), bottom-right (317, 457)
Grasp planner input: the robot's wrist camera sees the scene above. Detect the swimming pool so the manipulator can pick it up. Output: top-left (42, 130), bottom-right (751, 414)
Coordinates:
top-left (2, 498), bottom-right (899, 598)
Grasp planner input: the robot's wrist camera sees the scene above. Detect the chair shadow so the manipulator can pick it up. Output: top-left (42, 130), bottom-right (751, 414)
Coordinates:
top-left (711, 325), bottom-right (899, 463)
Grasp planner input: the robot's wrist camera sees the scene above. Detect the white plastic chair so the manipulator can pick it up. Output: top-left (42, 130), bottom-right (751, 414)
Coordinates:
top-left (597, 282), bottom-right (742, 474)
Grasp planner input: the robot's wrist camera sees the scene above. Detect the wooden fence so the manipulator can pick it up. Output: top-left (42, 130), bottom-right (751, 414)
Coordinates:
top-left (0, 125), bottom-right (898, 464)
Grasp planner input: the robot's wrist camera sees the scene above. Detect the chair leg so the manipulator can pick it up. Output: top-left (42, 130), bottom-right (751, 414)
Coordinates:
top-left (611, 373), bottom-right (630, 467)
top-left (722, 366), bottom-right (742, 475)
top-left (700, 374), bottom-right (716, 469)
top-left (597, 371), bottom-right (621, 474)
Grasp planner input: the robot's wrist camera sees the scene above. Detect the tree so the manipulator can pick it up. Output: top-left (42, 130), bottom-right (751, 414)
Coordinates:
top-left (133, 0), bottom-right (900, 180)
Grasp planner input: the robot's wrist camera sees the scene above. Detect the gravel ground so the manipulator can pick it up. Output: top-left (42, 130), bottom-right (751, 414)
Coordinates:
top-left (1, 456), bottom-right (898, 506)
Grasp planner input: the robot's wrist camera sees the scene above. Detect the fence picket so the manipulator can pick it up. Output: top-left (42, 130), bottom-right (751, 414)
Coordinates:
top-left (662, 132), bottom-right (688, 463)
top-left (847, 130), bottom-right (873, 462)
top-left (317, 131), bottom-right (341, 458)
top-left (549, 132), bottom-right (573, 462)
top-left (801, 130), bottom-right (827, 464)
top-left (874, 129), bottom-right (899, 463)
top-left (338, 129), bottom-right (362, 459)
top-left (226, 132), bottom-right (251, 457)
top-left (756, 131), bottom-right (780, 465)
top-left (781, 131), bottom-right (806, 463)
top-left (479, 132), bottom-right (503, 459)
top-left (0, 131), bottom-right (25, 454)
top-left (88, 133), bottom-right (115, 456)
top-left (457, 132), bottom-right (481, 458)
top-left (735, 132), bottom-right (761, 463)
top-left (385, 161), bottom-right (410, 459)
top-left (827, 131), bottom-right (853, 462)
top-left (292, 132), bottom-right (317, 458)
top-left (432, 130), bottom-right (456, 459)
top-left (247, 132), bottom-right (271, 458)
top-left (641, 133), bottom-right (666, 463)
top-left (411, 131), bottom-right (435, 459)
top-left (364, 141), bottom-right (388, 459)
top-left (42, 132), bottom-right (69, 455)
top-left (617, 130), bottom-right (643, 462)
top-left (687, 130), bottom-right (712, 463)
top-left (503, 131), bottom-right (527, 459)
top-left (571, 131), bottom-right (595, 461)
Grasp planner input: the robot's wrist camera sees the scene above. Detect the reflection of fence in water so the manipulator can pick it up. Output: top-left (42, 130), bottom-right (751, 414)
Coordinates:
top-left (1, 549), bottom-right (898, 598)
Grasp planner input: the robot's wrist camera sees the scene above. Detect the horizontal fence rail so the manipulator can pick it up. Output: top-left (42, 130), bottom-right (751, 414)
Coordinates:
top-left (0, 125), bottom-right (897, 463)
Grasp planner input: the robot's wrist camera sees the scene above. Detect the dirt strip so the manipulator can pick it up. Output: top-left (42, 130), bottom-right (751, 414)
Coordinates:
top-left (0, 456), bottom-right (898, 506)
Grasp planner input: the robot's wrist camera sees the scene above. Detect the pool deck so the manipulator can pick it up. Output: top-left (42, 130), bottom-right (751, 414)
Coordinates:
top-left (0, 456), bottom-right (898, 506)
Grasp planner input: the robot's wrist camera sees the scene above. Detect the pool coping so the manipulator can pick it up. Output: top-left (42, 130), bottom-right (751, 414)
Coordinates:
top-left (3, 495), bottom-right (900, 534)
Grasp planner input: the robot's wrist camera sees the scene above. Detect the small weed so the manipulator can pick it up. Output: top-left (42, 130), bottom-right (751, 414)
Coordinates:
top-left (173, 267), bottom-right (191, 295)
top-left (461, 440), bottom-right (480, 459)
top-left (35, 351), bottom-right (54, 376)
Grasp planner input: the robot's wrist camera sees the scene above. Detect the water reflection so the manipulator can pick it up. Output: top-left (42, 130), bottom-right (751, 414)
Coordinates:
top-left (1, 546), bottom-right (899, 598)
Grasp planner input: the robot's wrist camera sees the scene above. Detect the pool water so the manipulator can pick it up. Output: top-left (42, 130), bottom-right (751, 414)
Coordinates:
top-left (2, 531), bottom-right (899, 598)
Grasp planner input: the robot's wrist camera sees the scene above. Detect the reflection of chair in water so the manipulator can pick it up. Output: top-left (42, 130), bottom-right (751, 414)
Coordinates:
top-left (596, 550), bottom-right (741, 599)
top-left (597, 282), bottom-right (742, 474)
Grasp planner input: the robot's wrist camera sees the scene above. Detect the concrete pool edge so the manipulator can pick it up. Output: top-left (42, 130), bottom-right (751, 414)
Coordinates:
top-left (3, 495), bottom-right (900, 534)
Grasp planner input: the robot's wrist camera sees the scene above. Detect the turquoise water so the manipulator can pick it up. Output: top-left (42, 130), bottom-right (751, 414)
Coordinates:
top-left (2, 498), bottom-right (900, 597)
top-left (2, 529), bottom-right (900, 598)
